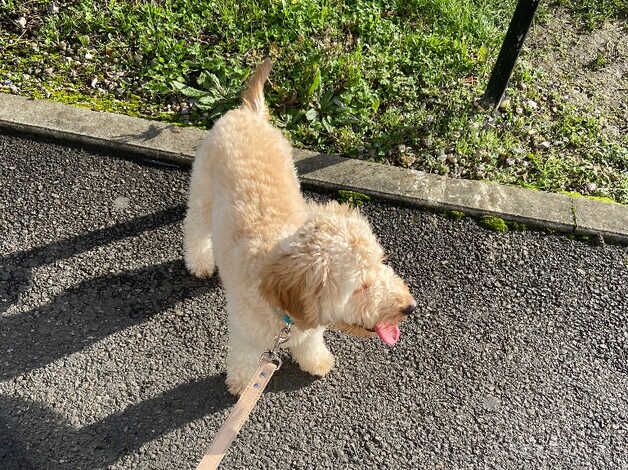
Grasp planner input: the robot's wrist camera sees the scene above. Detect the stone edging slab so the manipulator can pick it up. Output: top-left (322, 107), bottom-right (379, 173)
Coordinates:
top-left (1, 93), bottom-right (626, 243)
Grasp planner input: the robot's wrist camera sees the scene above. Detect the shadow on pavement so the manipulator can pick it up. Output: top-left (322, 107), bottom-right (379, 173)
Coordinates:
top-left (0, 361), bottom-right (318, 469)
top-left (113, 123), bottom-right (176, 143)
top-left (0, 259), bottom-right (215, 380)
top-left (294, 152), bottom-right (345, 176)
top-left (0, 374), bottom-right (231, 470)
top-left (266, 360), bottom-right (318, 394)
top-left (0, 204), bottom-right (186, 312)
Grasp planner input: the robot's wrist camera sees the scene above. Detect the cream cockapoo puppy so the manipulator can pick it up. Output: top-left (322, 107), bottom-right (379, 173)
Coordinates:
top-left (184, 59), bottom-right (417, 395)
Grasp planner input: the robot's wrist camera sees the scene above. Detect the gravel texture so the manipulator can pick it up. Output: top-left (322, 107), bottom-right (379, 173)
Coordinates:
top-left (0, 131), bottom-right (627, 469)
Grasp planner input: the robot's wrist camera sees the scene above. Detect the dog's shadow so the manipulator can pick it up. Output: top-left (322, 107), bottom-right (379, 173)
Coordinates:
top-left (0, 258), bottom-right (216, 380)
top-left (0, 202), bottom-right (320, 467)
top-left (1, 365), bottom-right (319, 470)
top-left (267, 360), bottom-right (318, 394)
top-left (0, 204), bottom-right (186, 313)
top-left (0, 373), bottom-right (232, 470)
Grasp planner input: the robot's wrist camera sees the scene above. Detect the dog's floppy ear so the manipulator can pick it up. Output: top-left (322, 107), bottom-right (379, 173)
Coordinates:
top-left (259, 245), bottom-right (326, 330)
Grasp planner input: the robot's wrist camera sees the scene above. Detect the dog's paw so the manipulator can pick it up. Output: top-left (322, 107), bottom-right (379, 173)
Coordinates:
top-left (225, 375), bottom-right (246, 396)
top-left (297, 350), bottom-right (336, 377)
top-left (184, 253), bottom-right (216, 278)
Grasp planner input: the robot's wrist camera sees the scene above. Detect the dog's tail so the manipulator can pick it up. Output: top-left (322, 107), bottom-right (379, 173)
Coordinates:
top-left (241, 58), bottom-right (272, 118)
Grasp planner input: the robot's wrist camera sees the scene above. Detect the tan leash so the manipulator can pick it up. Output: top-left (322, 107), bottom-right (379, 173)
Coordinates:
top-left (196, 317), bottom-right (293, 470)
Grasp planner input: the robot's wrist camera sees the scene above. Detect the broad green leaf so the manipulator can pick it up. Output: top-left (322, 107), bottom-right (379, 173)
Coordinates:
top-left (305, 108), bottom-right (318, 121)
top-left (171, 81), bottom-right (208, 98)
top-left (307, 66), bottom-right (321, 98)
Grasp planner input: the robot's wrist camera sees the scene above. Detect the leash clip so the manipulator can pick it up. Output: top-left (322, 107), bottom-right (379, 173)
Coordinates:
top-left (260, 315), bottom-right (293, 369)
top-left (272, 323), bottom-right (292, 350)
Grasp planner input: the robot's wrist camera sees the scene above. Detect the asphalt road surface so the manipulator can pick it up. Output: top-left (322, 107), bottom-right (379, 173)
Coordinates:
top-left (1, 131), bottom-right (626, 469)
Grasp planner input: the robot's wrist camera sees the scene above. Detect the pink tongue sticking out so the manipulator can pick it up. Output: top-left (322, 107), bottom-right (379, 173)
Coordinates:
top-left (374, 323), bottom-right (400, 346)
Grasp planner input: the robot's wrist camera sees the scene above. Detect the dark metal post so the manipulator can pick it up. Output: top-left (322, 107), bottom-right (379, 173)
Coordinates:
top-left (482, 0), bottom-right (541, 108)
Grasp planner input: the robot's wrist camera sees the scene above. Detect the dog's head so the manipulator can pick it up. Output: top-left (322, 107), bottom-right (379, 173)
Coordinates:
top-left (259, 201), bottom-right (416, 345)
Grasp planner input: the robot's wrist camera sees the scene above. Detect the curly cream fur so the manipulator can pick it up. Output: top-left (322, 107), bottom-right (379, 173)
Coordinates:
top-left (184, 60), bottom-right (415, 395)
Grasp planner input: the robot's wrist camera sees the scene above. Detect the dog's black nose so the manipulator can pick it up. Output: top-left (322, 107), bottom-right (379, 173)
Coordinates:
top-left (402, 300), bottom-right (417, 315)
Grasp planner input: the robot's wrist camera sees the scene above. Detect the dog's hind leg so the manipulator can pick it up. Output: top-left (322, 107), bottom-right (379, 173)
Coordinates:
top-left (183, 156), bottom-right (215, 278)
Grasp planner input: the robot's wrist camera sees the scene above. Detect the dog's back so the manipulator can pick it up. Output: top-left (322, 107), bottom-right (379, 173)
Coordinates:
top-left (198, 60), bottom-right (306, 241)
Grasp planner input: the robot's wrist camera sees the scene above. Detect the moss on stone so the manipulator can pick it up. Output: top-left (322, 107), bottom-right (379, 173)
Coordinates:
top-left (479, 216), bottom-right (508, 233)
top-left (447, 210), bottom-right (465, 220)
top-left (561, 190), bottom-right (583, 198)
top-left (337, 190), bottom-right (371, 207)
top-left (506, 220), bottom-right (527, 231)
top-left (561, 190), bottom-right (622, 205)
top-left (586, 195), bottom-right (620, 204)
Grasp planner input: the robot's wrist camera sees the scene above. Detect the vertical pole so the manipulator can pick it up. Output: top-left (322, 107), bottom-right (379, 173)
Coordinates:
top-left (482, 0), bottom-right (541, 109)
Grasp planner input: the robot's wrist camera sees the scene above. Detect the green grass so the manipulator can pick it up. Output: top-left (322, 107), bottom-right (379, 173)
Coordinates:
top-left (555, 0), bottom-right (627, 29)
top-left (1, 0), bottom-right (626, 203)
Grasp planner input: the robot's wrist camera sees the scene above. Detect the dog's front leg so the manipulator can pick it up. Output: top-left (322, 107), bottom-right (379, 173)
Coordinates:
top-left (225, 327), bottom-right (268, 396)
top-left (289, 327), bottom-right (335, 377)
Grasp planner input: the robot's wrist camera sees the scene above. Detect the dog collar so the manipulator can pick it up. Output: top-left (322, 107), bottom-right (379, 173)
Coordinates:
top-left (273, 307), bottom-right (294, 326)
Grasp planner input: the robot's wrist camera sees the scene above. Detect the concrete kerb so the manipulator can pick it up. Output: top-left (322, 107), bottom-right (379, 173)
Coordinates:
top-left (2, 93), bottom-right (626, 244)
